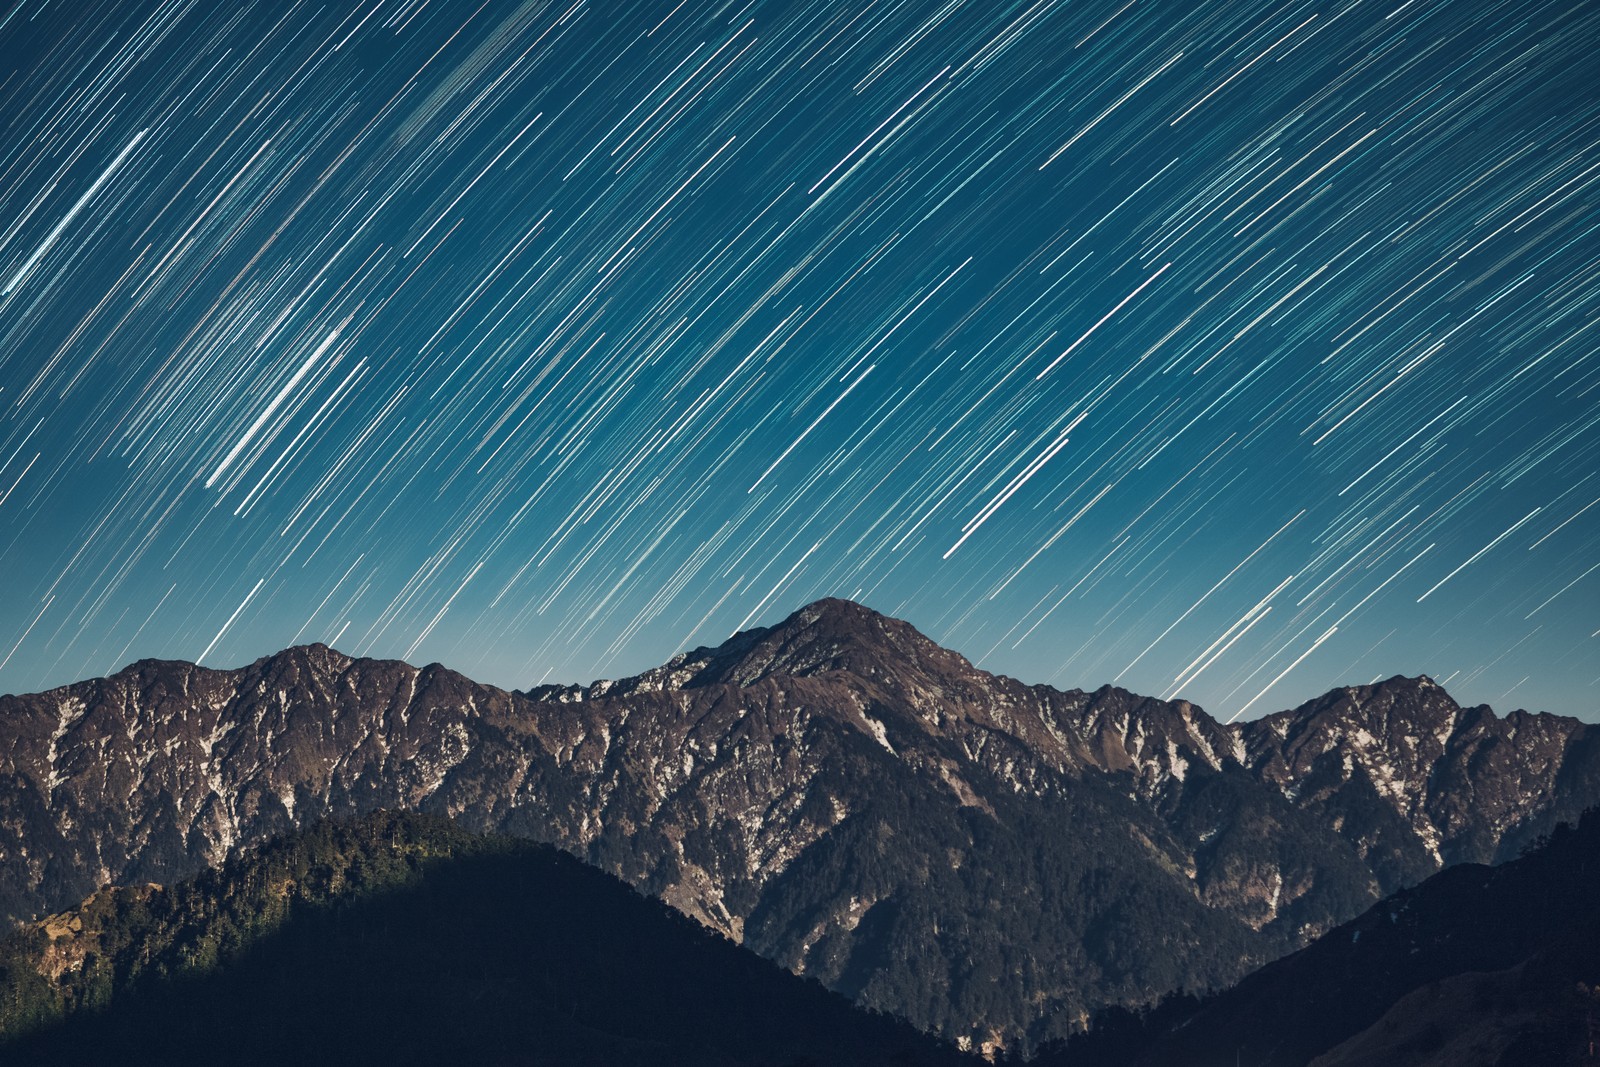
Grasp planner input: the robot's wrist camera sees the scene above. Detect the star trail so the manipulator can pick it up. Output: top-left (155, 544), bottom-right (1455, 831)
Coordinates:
top-left (0, 0), bottom-right (1595, 721)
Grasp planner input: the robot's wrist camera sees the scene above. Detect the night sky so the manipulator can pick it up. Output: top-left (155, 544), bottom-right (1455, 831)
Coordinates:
top-left (0, 0), bottom-right (1595, 722)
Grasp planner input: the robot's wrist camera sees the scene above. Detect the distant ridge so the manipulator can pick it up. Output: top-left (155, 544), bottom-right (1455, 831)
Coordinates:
top-left (1, 597), bottom-right (1595, 1049)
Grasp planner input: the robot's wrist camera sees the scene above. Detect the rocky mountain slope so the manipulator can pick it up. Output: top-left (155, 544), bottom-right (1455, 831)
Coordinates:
top-left (1, 598), bottom-right (1594, 1049)
top-left (0, 811), bottom-right (968, 1066)
top-left (1042, 808), bottom-right (1600, 1067)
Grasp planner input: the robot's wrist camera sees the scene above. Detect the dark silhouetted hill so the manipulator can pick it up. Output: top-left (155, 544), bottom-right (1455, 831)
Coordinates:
top-left (1037, 808), bottom-right (1600, 1067)
top-left (0, 810), bottom-right (970, 1066)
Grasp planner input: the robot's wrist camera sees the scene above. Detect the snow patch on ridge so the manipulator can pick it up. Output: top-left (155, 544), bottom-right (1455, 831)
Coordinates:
top-left (861, 713), bottom-right (895, 755)
top-left (1165, 739), bottom-right (1188, 782)
top-left (45, 698), bottom-right (87, 791)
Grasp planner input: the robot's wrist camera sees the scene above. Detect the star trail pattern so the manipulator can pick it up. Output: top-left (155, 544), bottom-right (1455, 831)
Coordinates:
top-left (0, 0), bottom-right (1596, 721)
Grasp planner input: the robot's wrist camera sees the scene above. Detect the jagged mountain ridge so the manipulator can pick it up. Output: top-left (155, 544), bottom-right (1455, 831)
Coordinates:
top-left (1, 597), bottom-right (1595, 1049)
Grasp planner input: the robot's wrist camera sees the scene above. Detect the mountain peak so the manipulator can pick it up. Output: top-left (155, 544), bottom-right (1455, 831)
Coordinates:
top-left (759, 596), bottom-right (910, 644)
top-left (790, 595), bottom-right (883, 624)
top-left (253, 642), bottom-right (359, 673)
top-left (102, 642), bottom-right (359, 687)
top-left (1238, 673), bottom-right (1470, 789)
top-left (648, 597), bottom-right (978, 691)
top-left (1252, 673), bottom-right (1464, 736)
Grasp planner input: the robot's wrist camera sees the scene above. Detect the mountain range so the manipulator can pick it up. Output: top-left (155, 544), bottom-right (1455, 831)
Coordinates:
top-left (2, 597), bottom-right (1596, 1050)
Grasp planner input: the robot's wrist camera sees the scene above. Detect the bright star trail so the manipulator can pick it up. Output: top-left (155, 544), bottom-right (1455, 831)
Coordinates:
top-left (0, 0), bottom-right (1595, 721)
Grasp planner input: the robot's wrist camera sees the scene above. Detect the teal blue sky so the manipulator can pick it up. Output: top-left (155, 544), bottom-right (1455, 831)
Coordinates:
top-left (0, 0), bottom-right (1595, 721)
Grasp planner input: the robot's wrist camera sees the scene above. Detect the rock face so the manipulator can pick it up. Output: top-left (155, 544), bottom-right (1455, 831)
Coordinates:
top-left (0, 597), bottom-right (1594, 1048)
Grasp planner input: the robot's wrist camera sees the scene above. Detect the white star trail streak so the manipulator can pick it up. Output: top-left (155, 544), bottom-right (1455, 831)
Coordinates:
top-left (0, 0), bottom-right (1592, 721)
top-left (2, 130), bottom-right (148, 295)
